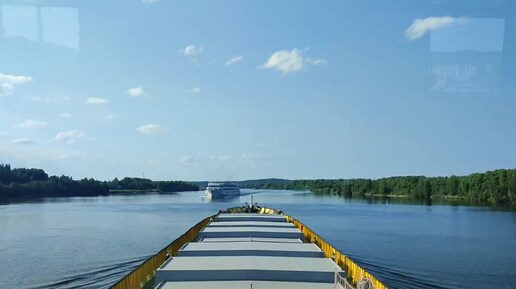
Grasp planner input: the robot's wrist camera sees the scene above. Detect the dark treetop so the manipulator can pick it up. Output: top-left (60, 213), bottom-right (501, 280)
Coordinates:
top-left (0, 164), bottom-right (198, 199)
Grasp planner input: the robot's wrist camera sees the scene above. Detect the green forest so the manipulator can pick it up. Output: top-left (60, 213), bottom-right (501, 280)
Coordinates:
top-left (3, 163), bottom-right (515, 206)
top-left (0, 164), bottom-right (198, 199)
top-left (240, 169), bottom-right (516, 206)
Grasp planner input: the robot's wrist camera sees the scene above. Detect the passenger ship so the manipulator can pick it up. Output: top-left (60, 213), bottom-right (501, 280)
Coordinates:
top-left (205, 182), bottom-right (240, 198)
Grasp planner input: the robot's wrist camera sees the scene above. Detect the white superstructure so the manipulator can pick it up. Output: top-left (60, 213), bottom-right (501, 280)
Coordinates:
top-left (205, 182), bottom-right (240, 198)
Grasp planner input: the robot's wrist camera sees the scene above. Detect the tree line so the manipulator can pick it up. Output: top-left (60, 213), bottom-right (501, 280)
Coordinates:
top-left (240, 169), bottom-right (516, 206)
top-left (0, 164), bottom-right (198, 199)
top-left (108, 177), bottom-right (198, 192)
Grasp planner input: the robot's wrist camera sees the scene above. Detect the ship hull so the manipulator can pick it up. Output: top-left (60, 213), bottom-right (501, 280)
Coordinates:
top-left (205, 189), bottom-right (240, 198)
top-left (111, 206), bottom-right (388, 289)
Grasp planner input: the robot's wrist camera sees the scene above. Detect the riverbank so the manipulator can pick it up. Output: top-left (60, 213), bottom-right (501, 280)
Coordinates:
top-left (239, 168), bottom-right (516, 207)
top-left (0, 164), bottom-right (199, 200)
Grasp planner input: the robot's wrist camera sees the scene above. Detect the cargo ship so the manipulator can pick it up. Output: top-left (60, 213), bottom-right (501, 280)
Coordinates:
top-left (110, 205), bottom-right (387, 289)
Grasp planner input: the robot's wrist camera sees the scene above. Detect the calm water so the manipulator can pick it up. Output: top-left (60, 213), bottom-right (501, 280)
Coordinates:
top-left (1, 190), bottom-right (515, 289)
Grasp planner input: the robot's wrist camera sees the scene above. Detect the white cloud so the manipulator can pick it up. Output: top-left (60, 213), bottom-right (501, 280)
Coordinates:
top-left (55, 130), bottom-right (87, 141)
top-left (85, 97), bottom-right (108, 105)
top-left (30, 96), bottom-right (51, 102)
top-left (106, 115), bottom-right (115, 121)
top-left (263, 49), bottom-right (303, 74)
top-left (210, 155), bottom-right (232, 161)
top-left (181, 45), bottom-right (204, 56)
top-left (225, 55), bottom-right (244, 66)
top-left (60, 113), bottom-right (72, 118)
top-left (188, 87), bottom-right (201, 93)
top-left (0, 73), bottom-right (33, 97)
top-left (241, 153), bottom-right (259, 160)
top-left (237, 153), bottom-right (261, 167)
top-left (11, 138), bottom-right (33, 145)
top-left (306, 58), bottom-right (328, 66)
top-left (285, 148), bottom-right (298, 156)
top-left (405, 16), bottom-right (461, 40)
top-left (263, 49), bottom-right (326, 74)
top-left (136, 124), bottom-right (165, 135)
top-left (57, 153), bottom-right (76, 160)
top-left (126, 86), bottom-right (147, 97)
top-left (142, 0), bottom-right (160, 3)
top-left (15, 119), bottom-right (48, 128)
top-left (178, 155), bottom-right (195, 164)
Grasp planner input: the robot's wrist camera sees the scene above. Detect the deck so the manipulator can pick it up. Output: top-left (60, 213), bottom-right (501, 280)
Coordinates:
top-left (155, 213), bottom-right (342, 289)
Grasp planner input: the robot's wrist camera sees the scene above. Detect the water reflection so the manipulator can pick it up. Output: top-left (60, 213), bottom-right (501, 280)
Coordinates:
top-left (306, 191), bottom-right (510, 209)
top-left (0, 196), bottom-right (47, 205)
top-left (428, 0), bottom-right (515, 94)
top-left (1, 3), bottom-right (79, 49)
top-left (0, 194), bottom-right (110, 205)
top-left (201, 194), bottom-right (240, 203)
top-left (1, 0), bottom-right (514, 93)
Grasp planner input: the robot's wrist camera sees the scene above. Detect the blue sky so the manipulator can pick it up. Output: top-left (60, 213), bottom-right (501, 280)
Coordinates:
top-left (0, 0), bottom-right (515, 181)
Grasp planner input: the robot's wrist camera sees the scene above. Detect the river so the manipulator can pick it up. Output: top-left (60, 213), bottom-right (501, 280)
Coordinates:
top-left (0, 190), bottom-right (515, 289)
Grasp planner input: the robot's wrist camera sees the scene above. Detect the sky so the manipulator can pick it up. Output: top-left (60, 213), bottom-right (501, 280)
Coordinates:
top-left (0, 0), bottom-right (515, 181)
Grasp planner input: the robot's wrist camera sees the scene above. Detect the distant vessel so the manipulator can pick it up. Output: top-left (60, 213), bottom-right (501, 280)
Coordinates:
top-left (205, 182), bottom-right (240, 198)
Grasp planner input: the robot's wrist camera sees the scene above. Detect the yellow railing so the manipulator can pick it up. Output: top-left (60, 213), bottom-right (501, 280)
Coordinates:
top-left (110, 214), bottom-right (215, 289)
top-left (284, 214), bottom-right (388, 289)
top-left (335, 270), bottom-right (357, 289)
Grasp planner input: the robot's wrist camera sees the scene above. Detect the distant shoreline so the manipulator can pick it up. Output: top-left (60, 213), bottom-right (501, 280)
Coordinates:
top-left (109, 189), bottom-right (161, 194)
top-left (364, 193), bottom-right (410, 198)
